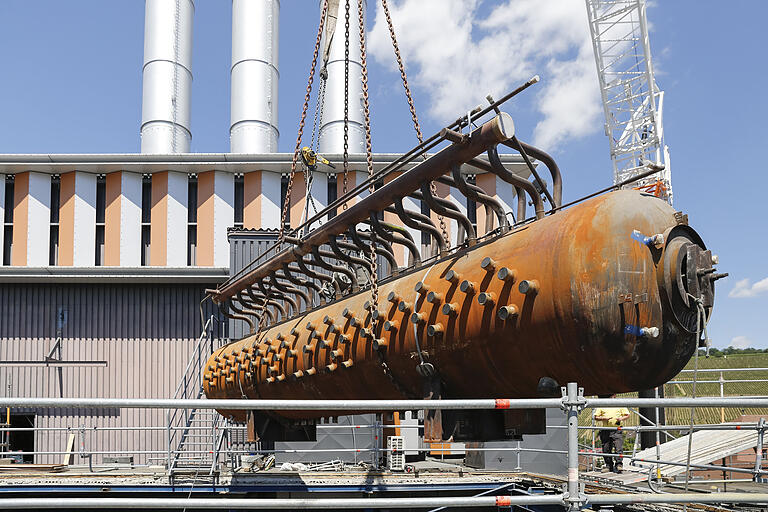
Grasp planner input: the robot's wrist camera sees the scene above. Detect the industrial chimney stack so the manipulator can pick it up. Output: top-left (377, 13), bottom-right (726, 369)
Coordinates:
top-left (318, 0), bottom-right (366, 155)
top-left (230, 0), bottom-right (280, 153)
top-left (140, 0), bottom-right (194, 154)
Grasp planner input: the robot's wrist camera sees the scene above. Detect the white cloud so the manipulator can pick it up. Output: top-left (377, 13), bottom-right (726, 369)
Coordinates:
top-left (368, 0), bottom-right (602, 149)
top-left (730, 336), bottom-right (754, 349)
top-left (728, 277), bottom-right (768, 298)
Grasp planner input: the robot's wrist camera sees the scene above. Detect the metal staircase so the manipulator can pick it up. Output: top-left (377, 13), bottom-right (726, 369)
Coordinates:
top-left (166, 316), bottom-right (226, 474)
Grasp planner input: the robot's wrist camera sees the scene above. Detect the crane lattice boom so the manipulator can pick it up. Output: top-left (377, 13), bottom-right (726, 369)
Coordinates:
top-left (585, 0), bottom-right (672, 203)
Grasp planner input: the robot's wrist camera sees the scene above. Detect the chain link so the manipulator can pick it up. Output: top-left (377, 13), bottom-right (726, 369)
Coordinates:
top-left (342, 0), bottom-right (351, 210)
top-left (278, 0), bottom-right (329, 246)
top-left (261, 0), bottom-right (329, 342)
top-left (357, 0), bottom-right (377, 326)
top-left (380, 0), bottom-right (449, 249)
top-left (358, 0), bottom-right (419, 400)
top-left (309, 76), bottom-right (327, 152)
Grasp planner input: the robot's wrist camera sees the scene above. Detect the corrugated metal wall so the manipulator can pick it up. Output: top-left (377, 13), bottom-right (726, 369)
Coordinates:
top-left (0, 283), bottom-right (224, 340)
top-left (0, 283), bottom-right (226, 465)
top-left (228, 229), bottom-right (279, 340)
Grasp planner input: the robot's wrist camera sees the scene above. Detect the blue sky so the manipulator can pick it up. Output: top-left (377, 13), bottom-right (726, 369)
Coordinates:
top-left (0, 1), bottom-right (766, 348)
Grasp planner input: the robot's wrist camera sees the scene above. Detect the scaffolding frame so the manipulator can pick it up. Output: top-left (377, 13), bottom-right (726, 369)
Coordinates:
top-left (2, 386), bottom-right (768, 510)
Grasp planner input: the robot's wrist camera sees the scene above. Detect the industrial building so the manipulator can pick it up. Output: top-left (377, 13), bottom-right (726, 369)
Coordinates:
top-left (0, 0), bottom-right (524, 467)
top-left (1, 1), bottom-right (766, 511)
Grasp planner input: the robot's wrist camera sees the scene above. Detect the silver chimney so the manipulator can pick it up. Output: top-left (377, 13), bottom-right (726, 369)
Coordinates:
top-left (141, 0), bottom-right (194, 154)
top-left (230, 0), bottom-right (280, 153)
top-left (318, 0), bottom-right (366, 154)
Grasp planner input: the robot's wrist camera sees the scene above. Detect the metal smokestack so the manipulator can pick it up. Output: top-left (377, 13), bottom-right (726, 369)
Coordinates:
top-left (318, 0), bottom-right (365, 154)
top-left (230, 0), bottom-right (280, 153)
top-left (141, 0), bottom-right (194, 154)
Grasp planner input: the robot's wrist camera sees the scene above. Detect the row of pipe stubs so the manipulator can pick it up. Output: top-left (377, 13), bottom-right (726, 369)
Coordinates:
top-left (253, 309), bottom-right (378, 385)
top-left (369, 257), bottom-right (539, 351)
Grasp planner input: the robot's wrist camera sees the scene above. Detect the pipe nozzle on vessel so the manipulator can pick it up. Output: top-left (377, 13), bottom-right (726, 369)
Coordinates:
top-left (427, 324), bottom-right (444, 336)
top-left (498, 305), bottom-right (519, 320)
top-left (518, 279), bottom-right (539, 296)
top-left (478, 292), bottom-right (496, 306)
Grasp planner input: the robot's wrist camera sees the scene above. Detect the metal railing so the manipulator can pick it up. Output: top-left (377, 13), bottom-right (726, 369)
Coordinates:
top-left (2, 384), bottom-right (768, 510)
top-left (166, 315), bottom-right (221, 475)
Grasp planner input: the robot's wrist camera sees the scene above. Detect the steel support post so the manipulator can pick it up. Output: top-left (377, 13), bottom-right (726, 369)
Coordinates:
top-left (756, 418), bottom-right (766, 483)
top-left (564, 382), bottom-right (584, 511)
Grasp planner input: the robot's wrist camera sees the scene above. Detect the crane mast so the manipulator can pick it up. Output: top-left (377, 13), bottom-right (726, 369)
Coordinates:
top-left (585, 0), bottom-right (672, 204)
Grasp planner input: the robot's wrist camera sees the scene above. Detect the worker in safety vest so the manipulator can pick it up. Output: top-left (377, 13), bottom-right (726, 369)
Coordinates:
top-left (594, 395), bottom-right (630, 473)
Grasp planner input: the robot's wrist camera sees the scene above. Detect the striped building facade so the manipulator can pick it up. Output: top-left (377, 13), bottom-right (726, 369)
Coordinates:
top-left (0, 153), bottom-right (525, 464)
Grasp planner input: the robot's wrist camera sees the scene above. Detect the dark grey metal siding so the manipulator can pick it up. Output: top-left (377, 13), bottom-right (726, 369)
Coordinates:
top-left (0, 283), bottom-right (226, 341)
top-left (228, 229), bottom-right (279, 340)
top-left (0, 282), bottom-right (228, 465)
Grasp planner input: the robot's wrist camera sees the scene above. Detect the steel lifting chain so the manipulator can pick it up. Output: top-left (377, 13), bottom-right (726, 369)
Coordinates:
top-left (358, 0), bottom-right (414, 400)
top-left (341, 0), bottom-right (351, 209)
top-left (278, 0), bottom-right (329, 245)
top-left (357, 0), bottom-right (377, 327)
top-left (309, 77), bottom-right (327, 153)
top-left (380, 0), bottom-right (449, 249)
top-left (257, 0), bottom-right (329, 343)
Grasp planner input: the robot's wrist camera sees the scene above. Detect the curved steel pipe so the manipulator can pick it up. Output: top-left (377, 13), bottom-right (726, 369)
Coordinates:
top-left (240, 289), bottom-right (276, 325)
top-left (515, 185), bottom-right (526, 223)
top-left (272, 272), bottom-right (311, 310)
top-left (215, 113), bottom-right (515, 303)
top-left (254, 283), bottom-right (287, 319)
top-left (267, 275), bottom-right (299, 314)
top-left (221, 300), bottom-right (255, 334)
top-left (349, 228), bottom-right (398, 275)
top-left (504, 138), bottom-right (562, 207)
top-left (297, 255), bottom-right (338, 303)
top-left (328, 237), bottom-right (371, 285)
top-left (233, 293), bottom-right (268, 329)
top-left (283, 263), bottom-right (323, 296)
top-left (311, 245), bottom-right (357, 291)
top-left (296, 255), bottom-right (334, 290)
top-left (448, 166), bottom-right (508, 234)
top-left (487, 146), bottom-right (544, 220)
top-left (390, 200), bottom-right (445, 255)
top-left (282, 263), bottom-right (321, 309)
top-left (467, 157), bottom-right (527, 223)
top-left (417, 184), bottom-right (476, 245)
top-left (368, 215), bottom-right (420, 266)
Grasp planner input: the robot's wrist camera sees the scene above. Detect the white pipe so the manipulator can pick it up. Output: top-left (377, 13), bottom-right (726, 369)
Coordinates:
top-left (0, 496), bottom-right (557, 509)
top-left (4, 494), bottom-right (768, 509)
top-left (230, 0), bottom-right (279, 153)
top-left (141, 0), bottom-right (194, 153)
top-left (318, 0), bottom-right (366, 154)
top-left (4, 396), bottom-right (768, 410)
top-left (0, 397), bottom-right (563, 410)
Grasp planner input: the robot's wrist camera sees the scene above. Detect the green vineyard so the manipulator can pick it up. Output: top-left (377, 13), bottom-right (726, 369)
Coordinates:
top-left (579, 352), bottom-right (768, 443)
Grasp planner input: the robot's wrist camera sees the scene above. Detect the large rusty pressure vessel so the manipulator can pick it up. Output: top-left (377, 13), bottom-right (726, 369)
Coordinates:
top-left (204, 190), bottom-right (717, 420)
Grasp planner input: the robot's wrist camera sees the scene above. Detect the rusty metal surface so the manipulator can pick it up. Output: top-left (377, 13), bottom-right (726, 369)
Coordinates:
top-left (204, 190), bottom-right (712, 420)
top-left (213, 113), bottom-right (514, 302)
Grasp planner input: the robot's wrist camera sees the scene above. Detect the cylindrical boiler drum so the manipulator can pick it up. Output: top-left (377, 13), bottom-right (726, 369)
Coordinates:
top-left (204, 190), bottom-right (718, 420)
